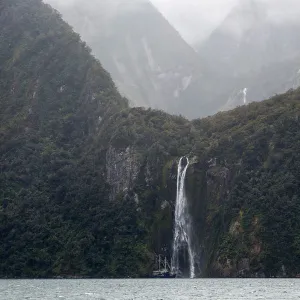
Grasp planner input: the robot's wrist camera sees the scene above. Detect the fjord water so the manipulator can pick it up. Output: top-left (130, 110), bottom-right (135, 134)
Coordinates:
top-left (1, 279), bottom-right (299, 299)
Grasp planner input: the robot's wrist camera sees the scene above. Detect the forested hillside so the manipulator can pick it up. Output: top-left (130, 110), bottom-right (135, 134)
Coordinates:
top-left (1, 0), bottom-right (300, 278)
top-left (0, 0), bottom-right (143, 278)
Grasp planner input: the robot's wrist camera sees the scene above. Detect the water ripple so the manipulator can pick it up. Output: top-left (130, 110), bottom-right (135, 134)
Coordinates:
top-left (0, 279), bottom-right (299, 300)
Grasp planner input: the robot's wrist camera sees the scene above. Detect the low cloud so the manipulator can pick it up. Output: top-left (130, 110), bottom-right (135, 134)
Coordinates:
top-left (44, 0), bottom-right (300, 44)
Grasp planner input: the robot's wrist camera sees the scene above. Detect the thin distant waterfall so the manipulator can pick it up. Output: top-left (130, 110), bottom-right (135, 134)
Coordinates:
top-left (172, 157), bottom-right (195, 278)
top-left (243, 88), bottom-right (248, 104)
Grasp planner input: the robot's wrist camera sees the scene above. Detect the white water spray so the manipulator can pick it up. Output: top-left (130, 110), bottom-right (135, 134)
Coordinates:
top-left (172, 157), bottom-right (195, 278)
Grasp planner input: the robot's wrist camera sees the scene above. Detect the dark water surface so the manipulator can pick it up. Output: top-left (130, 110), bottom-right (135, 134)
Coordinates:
top-left (0, 279), bottom-right (299, 299)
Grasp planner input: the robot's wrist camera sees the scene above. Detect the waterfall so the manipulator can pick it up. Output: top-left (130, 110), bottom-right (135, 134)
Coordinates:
top-left (172, 157), bottom-right (195, 278)
top-left (243, 88), bottom-right (248, 104)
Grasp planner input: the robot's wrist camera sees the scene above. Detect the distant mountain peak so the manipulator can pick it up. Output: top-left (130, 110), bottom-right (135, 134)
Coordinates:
top-left (193, 0), bottom-right (300, 117)
top-left (220, 0), bottom-right (267, 39)
top-left (45, 0), bottom-right (200, 115)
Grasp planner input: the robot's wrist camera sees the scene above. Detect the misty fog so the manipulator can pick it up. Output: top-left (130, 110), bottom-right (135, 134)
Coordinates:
top-left (45, 0), bottom-right (300, 44)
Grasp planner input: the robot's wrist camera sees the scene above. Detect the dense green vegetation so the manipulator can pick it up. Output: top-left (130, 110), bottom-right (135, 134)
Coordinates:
top-left (0, 0), bottom-right (144, 278)
top-left (190, 90), bottom-right (300, 277)
top-left (2, 0), bottom-right (300, 278)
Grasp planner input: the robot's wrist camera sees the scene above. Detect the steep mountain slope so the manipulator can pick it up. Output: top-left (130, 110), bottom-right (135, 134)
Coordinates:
top-left (0, 0), bottom-right (144, 278)
top-left (2, 0), bottom-right (300, 279)
top-left (46, 0), bottom-right (201, 114)
top-left (193, 0), bottom-right (300, 115)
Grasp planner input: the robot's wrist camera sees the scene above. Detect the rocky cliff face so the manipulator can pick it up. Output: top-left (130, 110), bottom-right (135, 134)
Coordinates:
top-left (106, 146), bottom-right (140, 201)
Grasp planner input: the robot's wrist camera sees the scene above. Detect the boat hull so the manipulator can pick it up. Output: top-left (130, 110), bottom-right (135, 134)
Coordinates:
top-left (151, 272), bottom-right (176, 278)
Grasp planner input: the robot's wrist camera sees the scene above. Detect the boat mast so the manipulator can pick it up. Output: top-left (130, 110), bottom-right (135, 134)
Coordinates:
top-left (164, 256), bottom-right (167, 270)
top-left (158, 254), bottom-right (161, 271)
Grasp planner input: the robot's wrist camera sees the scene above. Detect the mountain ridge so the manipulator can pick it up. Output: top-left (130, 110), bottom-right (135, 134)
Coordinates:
top-left (45, 0), bottom-right (202, 115)
top-left (193, 0), bottom-right (300, 115)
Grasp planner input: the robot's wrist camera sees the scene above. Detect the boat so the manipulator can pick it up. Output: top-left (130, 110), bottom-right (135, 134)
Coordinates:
top-left (152, 254), bottom-right (176, 278)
